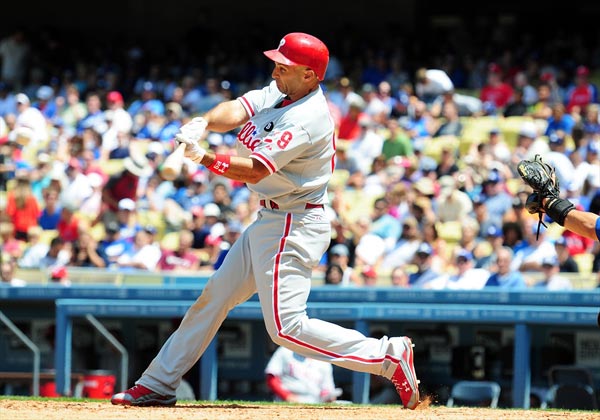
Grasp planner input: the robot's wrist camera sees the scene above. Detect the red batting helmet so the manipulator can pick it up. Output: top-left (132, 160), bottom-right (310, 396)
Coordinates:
top-left (263, 32), bottom-right (329, 81)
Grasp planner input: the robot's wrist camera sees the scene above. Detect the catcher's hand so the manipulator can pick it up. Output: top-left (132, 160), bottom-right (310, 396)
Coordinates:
top-left (517, 155), bottom-right (574, 235)
top-left (517, 155), bottom-right (560, 199)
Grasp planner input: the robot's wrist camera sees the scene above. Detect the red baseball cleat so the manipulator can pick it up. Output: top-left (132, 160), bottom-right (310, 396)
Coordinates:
top-left (111, 384), bottom-right (176, 407)
top-left (390, 337), bottom-right (420, 409)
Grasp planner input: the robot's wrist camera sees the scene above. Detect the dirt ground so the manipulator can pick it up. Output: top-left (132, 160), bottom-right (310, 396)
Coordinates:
top-left (1, 399), bottom-right (598, 420)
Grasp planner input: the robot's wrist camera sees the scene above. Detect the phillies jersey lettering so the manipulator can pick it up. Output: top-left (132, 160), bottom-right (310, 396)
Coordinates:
top-left (236, 81), bottom-right (335, 208)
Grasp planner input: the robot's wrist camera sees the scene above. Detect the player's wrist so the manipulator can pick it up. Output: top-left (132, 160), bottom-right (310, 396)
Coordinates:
top-left (544, 197), bottom-right (575, 226)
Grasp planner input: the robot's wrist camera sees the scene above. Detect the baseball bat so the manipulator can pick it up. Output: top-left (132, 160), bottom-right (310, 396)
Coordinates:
top-left (160, 143), bottom-right (186, 181)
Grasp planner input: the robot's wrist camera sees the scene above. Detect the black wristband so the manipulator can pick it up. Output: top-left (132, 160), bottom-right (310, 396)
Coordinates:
top-left (545, 198), bottom-right (575, 226)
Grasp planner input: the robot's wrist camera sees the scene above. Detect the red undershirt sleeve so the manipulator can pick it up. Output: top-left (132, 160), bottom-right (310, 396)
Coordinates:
top-left (266, 374), bottom-right (292, 400)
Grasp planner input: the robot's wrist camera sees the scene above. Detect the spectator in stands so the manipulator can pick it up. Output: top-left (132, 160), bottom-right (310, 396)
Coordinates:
top-left (38, 187), bottom-right (61, 230)
top-left (457, 216), bottom-right (482, 257)
top-left (76, 92), bottom-right (106, 135)
top-left (479, 169), bottom-right (513, 224)
top-left (135, 100), bottom-right (166, 140)
top-left (414, 68), bottom-right (454, 106)
top-left (474, 225), bottom-right (505, 270)
top-left (156, 102), bottom-right (183, 143)
top-left (381, 118), bottom-right (412, 161)
top-left (544, 103), bottom-right (576, 137)
top-left (39, 236), bottom-right (70, 270)
top-left (58, 84), bottom-right (87, 132)
top-left (484, 246), bottom-right (526, 288)
top-left (325, 243), bottom-right (359, 287)
top-left (565, 65), bottom-right (598, 114)
top-left (337, 96), bottom-right (367, 141)
top-left (212, 220), bottom-right (243, 271)
top-left (503, 87), bottom-right (528, 117)
top-left (56, 200), bottom-right (81, 243)
top-left (436, 175), bottom-right (473, 223)
top-left (18, 226), bottom-right (50, 268)
top-left (534, 255), bottom-right (573, 290)
top-left (511, 221), bottom-right (557, 273)
top-left (386, 182), bottom-right (410, 222)
top-left (479, 63), bottom-right (513, 110)
top-left (401, 99), bottom-right (434, 140)
top-left (79, 172), bottom-right (104, 217)
top-left (552, 236), bottom-right (579, 273)
top-left (11, 93), bottom-right (48, 146)
top-left (157, 229), bottom-right (200, 272)
top-left (5, 175), bottom-right (40, 241)
top-left (440, 248), bottom-right (490, 290)
top-left (432, 102), bottom-right (462, 137)
top-left (408, 242), bottom-right (442, 288)
top-left (0, 257), bottom-right (26, 286)
top-left (528, 81), bottom-right (555, 120)
top-left (486, 128), bottom-right (511, 164)
top-left (101, 154), bottom-right (152, 224)
top-left (0, 222), bottom-right (22, 260)
top-left (544, 132), bottom-right (575, 190)
top-left (429, 87), bottom-right (483, 118)
top-left (265, 345), bottom-right (340, 403)
top-left (348, 118), bottom-right (384, 176)
top-left (471, 195), bottom-right (500, 240)
top-left (435, 147), bottom-right (459, 179)
top-left (96, 220), bottom-right (131, 268)
top-left (59, 157), bottom-right (93, 210)
top-left (382, 216), bottom-right (422, 270)
top-left (513, 71), bottom-right (538, 106)
top-left (333, 140), bottom-right (361, 179)
top-left (105, 90), bottom-right (133, 135)
top-left (115, 198), bottom-right (140, 242)
top-left (69, 231), bottom-right (105, 268)
top-left (324, 263), bottom-right (344, 285)
top-left (367, 197), bottom-right (400, 253)
top-left (116, 229), bottom-right (161, 271)
top-left (390, 266), bottom-right (409, 287)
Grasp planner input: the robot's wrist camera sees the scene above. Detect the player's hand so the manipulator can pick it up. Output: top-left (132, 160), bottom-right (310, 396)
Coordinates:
top-left (285, 394), bottom-right (301, 403)
top-left (176, 117), bottom-right (208, 163)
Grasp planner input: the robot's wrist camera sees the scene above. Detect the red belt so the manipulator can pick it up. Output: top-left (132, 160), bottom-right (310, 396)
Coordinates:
top-left (260, 199), bottom-right (323, 210)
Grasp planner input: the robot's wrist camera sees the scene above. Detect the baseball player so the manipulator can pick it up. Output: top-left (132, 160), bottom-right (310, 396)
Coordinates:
top-left (265, 346), bottom-right (341, 403)
top-left (111, 32), bottom-right (420, 409)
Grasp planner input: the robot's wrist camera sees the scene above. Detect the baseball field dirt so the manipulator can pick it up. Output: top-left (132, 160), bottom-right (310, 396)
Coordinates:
top-left (1, 398), bottom-right (598, 420)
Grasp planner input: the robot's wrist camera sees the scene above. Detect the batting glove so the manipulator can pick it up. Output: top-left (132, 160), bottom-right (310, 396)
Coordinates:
top-left (176, 117), bottom-right (208, 163)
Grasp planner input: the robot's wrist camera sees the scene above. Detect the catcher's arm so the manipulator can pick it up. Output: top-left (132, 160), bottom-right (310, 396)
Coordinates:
top-left (546, 198), bottom-right (600, 241)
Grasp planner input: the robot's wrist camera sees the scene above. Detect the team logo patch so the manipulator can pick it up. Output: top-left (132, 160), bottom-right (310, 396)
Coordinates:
top-left (264, 122), bottom-right (274, 132)
top-left (278, 39), bottom-right (285, 50)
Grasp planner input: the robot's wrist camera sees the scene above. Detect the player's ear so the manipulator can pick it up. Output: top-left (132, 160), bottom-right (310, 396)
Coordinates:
top-left (303, 67), bottom-right (317, 82)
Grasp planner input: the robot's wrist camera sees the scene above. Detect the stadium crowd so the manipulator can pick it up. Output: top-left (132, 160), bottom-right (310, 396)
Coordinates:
top-left (0, 25), bottom-right (599, 289)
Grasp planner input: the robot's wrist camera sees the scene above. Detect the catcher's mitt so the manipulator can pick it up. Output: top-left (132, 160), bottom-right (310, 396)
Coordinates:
top-left (517, 155), bottom-right (574, 237)
top-left (517, 155), bottom-right (560, 199)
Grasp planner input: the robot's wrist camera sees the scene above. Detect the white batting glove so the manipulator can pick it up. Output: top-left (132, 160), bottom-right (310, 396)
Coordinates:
top-left (176, 117), bottom-right (208, 163)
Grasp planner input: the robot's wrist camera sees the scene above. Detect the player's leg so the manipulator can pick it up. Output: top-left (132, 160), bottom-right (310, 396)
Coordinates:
top-left (112, 226), bottom-right (257, 405)
top-left (252, 210), bottom-right (419, 408)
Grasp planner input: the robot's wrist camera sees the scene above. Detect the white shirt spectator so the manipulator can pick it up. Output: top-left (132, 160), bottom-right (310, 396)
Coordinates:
top-left (11, 93), bottom-right (49, 145)
top-left (416, 69), bottom-right (454, 100)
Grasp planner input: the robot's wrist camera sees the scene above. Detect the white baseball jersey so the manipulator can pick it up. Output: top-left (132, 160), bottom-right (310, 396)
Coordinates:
top-left (265, 346), bottom-right (336, 403)
top-left (137, 80), bottom-right (416, 404)
top-left (237, 81), bottom-right (335, 209)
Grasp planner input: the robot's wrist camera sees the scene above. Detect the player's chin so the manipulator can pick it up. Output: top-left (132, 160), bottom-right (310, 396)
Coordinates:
top-left (275, 81), bottom-right (286, 93)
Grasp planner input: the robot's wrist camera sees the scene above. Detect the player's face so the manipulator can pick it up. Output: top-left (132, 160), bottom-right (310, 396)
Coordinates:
top-left (271, 63), bottom-right (312, 97)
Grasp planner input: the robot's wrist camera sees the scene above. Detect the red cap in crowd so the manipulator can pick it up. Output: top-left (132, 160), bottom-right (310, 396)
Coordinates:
top-left (107, 91), bottom-right (124, 103)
